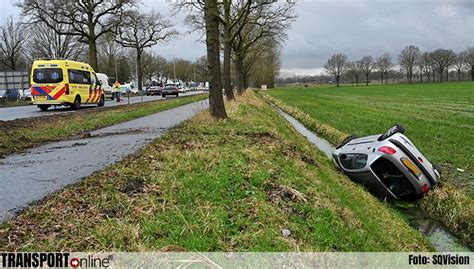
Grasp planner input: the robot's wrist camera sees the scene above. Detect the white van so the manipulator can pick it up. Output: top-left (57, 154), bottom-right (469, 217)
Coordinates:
top-left (96, 73), bottom-right (114, 100)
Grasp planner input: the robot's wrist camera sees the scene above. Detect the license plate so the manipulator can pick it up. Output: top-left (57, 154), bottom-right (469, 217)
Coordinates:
top-left (35, 95), bottom-right (47, 101)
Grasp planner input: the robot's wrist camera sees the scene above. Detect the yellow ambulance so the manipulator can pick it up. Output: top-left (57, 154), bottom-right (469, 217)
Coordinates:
top-left (30, 59), bottom-right (105, 111)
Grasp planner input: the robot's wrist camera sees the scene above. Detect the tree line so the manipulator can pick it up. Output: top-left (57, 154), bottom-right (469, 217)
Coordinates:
top-left (324, 46), bottom-right (474, 87)
top-left (0, 0), bottom-right (295, 119)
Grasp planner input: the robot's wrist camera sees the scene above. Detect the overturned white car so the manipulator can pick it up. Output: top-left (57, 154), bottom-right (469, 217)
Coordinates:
top-left (332, 125), bottom-right (441, 200)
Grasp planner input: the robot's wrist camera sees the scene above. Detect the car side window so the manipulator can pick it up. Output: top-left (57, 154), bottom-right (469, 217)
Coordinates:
top-left (68, 69), bottom-right (84, 84)
top-left (91, 73), bottom-right (98, 85)
top-left (82, 71), bottom-right (91, 84)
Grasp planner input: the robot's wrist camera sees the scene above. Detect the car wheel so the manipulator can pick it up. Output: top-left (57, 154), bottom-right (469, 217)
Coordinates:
top-left (336, 134), bottom-right (357, 149)
top-left (162, 94), bottom-right (166, 98)
top-left (98, 95), bottom-right (105, 107)
top-left (38, 104), bottom-right (50, 111)
top-left (176, 93), bottom-right (179, 97)
top-left (377, 124), bottom-right (405, 141)
top-left (70, 96), bottom-right (81, 110)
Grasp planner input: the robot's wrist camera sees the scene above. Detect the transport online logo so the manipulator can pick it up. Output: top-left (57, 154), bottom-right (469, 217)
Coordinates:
top-left (0, 253), bottom-right (112, 268)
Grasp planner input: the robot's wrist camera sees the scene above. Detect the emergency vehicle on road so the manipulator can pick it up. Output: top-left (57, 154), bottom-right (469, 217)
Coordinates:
top-left (31, 59), bottom-right (105, 111)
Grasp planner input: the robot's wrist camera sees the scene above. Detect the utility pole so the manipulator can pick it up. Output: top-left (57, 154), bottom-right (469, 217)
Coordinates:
top-left (173, 58), bottom-right (176, 82)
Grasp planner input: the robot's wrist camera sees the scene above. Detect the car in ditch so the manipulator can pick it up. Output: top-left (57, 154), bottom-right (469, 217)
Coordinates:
top-left (332, 125), bottom-right (441, 200)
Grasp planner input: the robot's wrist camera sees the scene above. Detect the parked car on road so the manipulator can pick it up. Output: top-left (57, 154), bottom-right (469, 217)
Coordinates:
top-left (162, 85), bottom-right (179, 97)
top-left (332, 124), bottom-right (441, 200)
top-left (146, 86), bottom-right (162, 96)
top-left (96, 73), bottom-right (114, 100)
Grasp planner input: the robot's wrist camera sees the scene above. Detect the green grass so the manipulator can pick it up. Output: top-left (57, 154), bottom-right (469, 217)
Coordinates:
top-left (0, 94), bottom-right (207, 157)
top-left (267, 82), bottom-right (474, 169)
top-left (0, 92), bottom-right (432, 251)
top-left (263, 81), bottom-right (474, 248)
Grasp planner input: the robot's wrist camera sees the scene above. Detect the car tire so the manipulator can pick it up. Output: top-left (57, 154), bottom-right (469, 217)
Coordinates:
top-left (336, 134), bottom-right (357, 149)
top-left (377, 124), bottom-right (405, 141)
top-left (98, 95), bottom-right (105, 107)
top-left (70, 96), bottom-right (81, 110)
top-left (162, 94), bottom-right (166, 98)
top-left (176, 93), bottom-right (179, 97)
top-left (38, 104), bottom-right (50, 111)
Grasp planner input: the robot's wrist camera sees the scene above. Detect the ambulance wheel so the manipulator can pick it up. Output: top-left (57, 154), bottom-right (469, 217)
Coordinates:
top-left (71, 96), bottom-right (81, 110)
top-left (98, 95), bottom-right (105, 107)
top-left (38, 105), bottom-right (50, 111)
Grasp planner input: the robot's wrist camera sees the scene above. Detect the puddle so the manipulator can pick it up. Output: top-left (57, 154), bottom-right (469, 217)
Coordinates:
top-left (275, 106), bottom-right (471, 252)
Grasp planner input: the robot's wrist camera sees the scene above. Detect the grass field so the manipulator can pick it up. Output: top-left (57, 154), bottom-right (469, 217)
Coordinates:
top-left (268, 82), bottom-right (474, 170)
top-left (0, 92), bottom-right (431, 251)
top-left (264, 81), bottom-right (474, 247)
top-left (0, 94), bottom-right (207, 157)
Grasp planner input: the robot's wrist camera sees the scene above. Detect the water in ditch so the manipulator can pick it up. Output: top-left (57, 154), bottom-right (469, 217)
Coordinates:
top-left (275, 107), bottom-right (470, 252)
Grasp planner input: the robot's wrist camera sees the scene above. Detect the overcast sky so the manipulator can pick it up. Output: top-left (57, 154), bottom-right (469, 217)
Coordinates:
top-left (2, 0), bottom-right (473, 75)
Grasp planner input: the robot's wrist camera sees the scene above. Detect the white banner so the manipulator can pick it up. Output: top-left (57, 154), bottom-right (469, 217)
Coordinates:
top-left (1, 252), bottom-right (472, 268)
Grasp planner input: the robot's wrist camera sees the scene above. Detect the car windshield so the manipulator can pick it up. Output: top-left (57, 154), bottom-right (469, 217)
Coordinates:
top-left (32, 68), bottom-right (63, 83)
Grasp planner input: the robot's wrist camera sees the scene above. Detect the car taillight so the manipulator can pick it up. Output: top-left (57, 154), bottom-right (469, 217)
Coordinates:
top-left (378, 146), bottom-right (396, 155)
top-left (64, 83), bottom-right (70, 95)
top-left (421, 184), bottom-right (429, 193)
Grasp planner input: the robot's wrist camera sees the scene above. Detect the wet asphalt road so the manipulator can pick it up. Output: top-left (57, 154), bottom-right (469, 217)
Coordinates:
top-left (0, 99), bottom-right (209, 222)
top-left (0, 91), bottom-right (205, 121)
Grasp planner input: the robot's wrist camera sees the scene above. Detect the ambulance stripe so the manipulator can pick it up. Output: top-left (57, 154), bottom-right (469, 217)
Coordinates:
top-left (86, 85), bottom-right (93, 103)
top-left (52, 87), bottom-right (65, 100)
top-left (91, 84), bottom-right (98, 102)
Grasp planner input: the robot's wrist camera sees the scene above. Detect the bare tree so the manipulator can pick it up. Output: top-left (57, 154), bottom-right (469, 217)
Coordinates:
top-left (116, 9), bottom-right (177, 93)
top-left (324, 53), bottom-right (348, 87)
top-left (453, 52), bottom-right (466, 81)
top-left (360, 56), bottom-right (374, 86)
top-left (97, 32), bottom-right (123, 79)
top-left (18, 0), bottom-right (135, 70)
top-left (375, 53), bottom-right (393, 84)
top-left (24, 21), bottom-right (85, 64)
top-left (464, 47), bottom-right (474, 81)
top-left (417, 52), bottom-right (432, 83)
top-left (194, 55), bottom-right (209, 82)
top-left (430, 49), bottom-right (456, 82)
top-left (347, 60), bottom-right (363, 86)
top-left (0, 17), bottom-right (26, 70)
top-left (231, 0), bottom-right (296, 93)
top-left (204, 0), bottom-right (227, 118)
top-left (399, 45), bottom-right (420, 84)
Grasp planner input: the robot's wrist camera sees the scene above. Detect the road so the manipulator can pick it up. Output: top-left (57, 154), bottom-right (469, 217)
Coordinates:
top-left (0, 91), bottom-right (205, 121)
top-left (0, 99), bottom-right (209, 222)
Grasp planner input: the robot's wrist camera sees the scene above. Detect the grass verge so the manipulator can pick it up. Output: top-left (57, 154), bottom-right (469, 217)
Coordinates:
top-left (259, 89), bottom-right (473, 249)
top-left (0, 91), bottom-right (431, 251)
top-left (0, 94), bottom-right (207, 157)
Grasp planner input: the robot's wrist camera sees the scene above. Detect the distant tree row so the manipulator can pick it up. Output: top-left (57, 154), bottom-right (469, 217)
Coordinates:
top-left (324, 46), bottom-right (474, 87)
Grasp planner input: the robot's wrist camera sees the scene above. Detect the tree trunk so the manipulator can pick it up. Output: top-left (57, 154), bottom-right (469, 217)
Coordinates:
top-left (471, 65), bottom-right (474, 81)
top-left (355, 75), bottom-right (359, 86)
top-left (439, 69), bottom-right (443, 82)
top-left (446, 69), bottom-right (449, 81)
top-left (366, 73), bottom-right (369, 86)
top-left (336, 75), bottom-right (340, 87)
top-left (458, 70), bottom-right (461, 81)
top-left (235, 54), bottom-right (245, 94)
top-left (420, 72), bottom-right (423, 83)
top-left (204, 0), bottom-right (227, 119)
top-left (380, 72), bottom-right (383, 84)
top-left (88, 39), bottom-right (98, 71)
top-left (136, 50), bottom-right (143, 93)
top-left (222, 1), bottom-right (235, 101)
